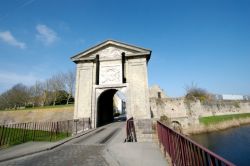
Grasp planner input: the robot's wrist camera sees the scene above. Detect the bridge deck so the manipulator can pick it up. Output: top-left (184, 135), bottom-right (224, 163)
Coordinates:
top-left (0, 122), bottom-right (167, 166)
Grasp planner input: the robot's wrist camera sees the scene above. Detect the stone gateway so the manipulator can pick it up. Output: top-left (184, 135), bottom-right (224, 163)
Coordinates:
top-left (71, 40), bottom-right (151, 129)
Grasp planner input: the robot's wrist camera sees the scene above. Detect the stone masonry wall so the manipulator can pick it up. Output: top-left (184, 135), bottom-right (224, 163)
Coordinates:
top-left (150, 97), bottom-right (250, 129)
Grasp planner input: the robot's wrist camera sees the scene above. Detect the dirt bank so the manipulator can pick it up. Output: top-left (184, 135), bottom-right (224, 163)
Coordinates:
top-left (0, 107), bottom-right (74, 124)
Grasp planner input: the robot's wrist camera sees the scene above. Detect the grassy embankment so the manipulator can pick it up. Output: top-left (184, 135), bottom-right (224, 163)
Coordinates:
top-left (184, 113), bottom-right (250, 134)
top-left (199, 113), bottom-right (250, 125)
top-left (0, 105), bottom-right (74, 148)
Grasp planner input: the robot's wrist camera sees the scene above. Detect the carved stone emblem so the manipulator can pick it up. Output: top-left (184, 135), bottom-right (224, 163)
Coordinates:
top-left (100, 65), bottom-right (122, 84)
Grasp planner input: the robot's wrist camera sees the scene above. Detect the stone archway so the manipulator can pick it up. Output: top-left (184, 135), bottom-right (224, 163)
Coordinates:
top-left (94, 86), bottom-right (127, 127)
top-left (71, 40), bottom-right (152, 129)
top-left (171, 121), bottom-right (182, 133)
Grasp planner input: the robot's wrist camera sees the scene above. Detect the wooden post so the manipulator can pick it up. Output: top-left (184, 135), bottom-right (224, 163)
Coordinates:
top-left (67, 120), bottom-right (70, 137)
top-left (22, 123), bottom-right (27, 143)
top-left (0, 126), bottom-right (5, 146)
top-left (32, 123), bottom-right (36, 141)
top-left (56, 122), bottom-right (59, 139)
top-left (50, 122), bottom-right (54, 142)
top-left (5, 125), bottom-right (11, 146)
top-left (82, 119), bottom-right (84, 132)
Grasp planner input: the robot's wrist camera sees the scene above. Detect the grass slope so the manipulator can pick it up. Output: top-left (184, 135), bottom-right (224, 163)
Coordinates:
top-left (0, 127), bottom-right (68, 148)
top-left (199, 113), bottom-right (250, 125)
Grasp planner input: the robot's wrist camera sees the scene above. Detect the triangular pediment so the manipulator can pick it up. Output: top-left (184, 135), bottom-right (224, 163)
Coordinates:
top-left (71, 40), bottom-right (151, 62)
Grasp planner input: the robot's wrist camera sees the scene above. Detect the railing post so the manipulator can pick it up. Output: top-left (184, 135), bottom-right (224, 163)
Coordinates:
top-left (22, 123), bottom-right (26, 143)
top-left (74, 119), bottom-right (79, 134)
top-left (125, 117), bottom-right (137, 142)
top-left (0, 126), bottom-right (5, 146)
top-left (10, 124), bottom-right (16, 145)
top-left (89, 118), bottom-right (91, 129)
top-left (56, 122), bottom-right (59, 139)
top-left (4, 125), bottom-right (9, 146)
top-left (67, 120), bottom-right (70, 137)
top-left (8, 124), bottom-right (13, 146)
top-left (50, 122), bottom-right (54, 142)
top-left (32, 123), bottom-right (36, 141)
top-left (82, 119), bottom-right (84, 132)
top-left (132, 119), bottom-right (137, 142)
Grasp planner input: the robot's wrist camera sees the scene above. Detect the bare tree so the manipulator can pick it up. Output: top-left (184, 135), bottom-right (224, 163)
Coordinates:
top-left (0, 83), bottom-right (29, 110)
top-left (0, 70), bottom-right (75, 110)
top-left (39, 79), bottom-right (50, 106)
top-left (0, 91), bottom-right (11, 110)
top-left (50, 74), bottom-right (65, 106)
top-left (63, 70), bottom-right (75, 104)
top-left (29, 81), bottom-right (44, 107)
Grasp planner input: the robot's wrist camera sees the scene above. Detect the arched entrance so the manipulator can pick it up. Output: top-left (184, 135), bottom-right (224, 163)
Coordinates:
top-left (97, 89), bottom-right (127, 127)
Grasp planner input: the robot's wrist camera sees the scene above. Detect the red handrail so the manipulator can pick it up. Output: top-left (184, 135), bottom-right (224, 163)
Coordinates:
top-left (157, 121), bottom-right (236, 166)
top-left (125, 117), bottom-right (137, 142)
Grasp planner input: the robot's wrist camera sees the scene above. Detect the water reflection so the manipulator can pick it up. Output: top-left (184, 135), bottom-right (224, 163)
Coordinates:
top-left (190, 124), bottom-right (250, 166)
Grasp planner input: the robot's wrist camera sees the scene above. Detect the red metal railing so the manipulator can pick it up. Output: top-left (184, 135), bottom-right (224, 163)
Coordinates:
top-left (125, 117), bottom-right (137, 142)
top-left (157, 121), bottom-right (236, 166)
top-left (0, 118), bottom-right (91, 148)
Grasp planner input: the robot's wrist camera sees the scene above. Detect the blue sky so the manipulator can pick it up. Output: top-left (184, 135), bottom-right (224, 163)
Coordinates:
top-left (0, 0), bottom-right (250, 97)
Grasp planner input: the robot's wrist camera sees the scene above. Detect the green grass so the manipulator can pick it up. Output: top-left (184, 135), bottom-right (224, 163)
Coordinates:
top-left (0, 127), bottom-right (69, 148)
top-left (199, 113), bottom-right (250, 125)
top-left (0, 104), bottom-right (74, 112)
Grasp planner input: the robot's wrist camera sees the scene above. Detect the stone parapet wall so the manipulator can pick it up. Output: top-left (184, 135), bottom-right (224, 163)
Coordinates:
top-left (134, 119), bottom-right (157, 142)
top-left (150, 97), bottom-right (250, 128)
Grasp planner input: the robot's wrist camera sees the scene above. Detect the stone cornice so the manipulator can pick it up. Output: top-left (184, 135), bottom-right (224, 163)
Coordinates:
top-left (74, 52), bottom-right (151, 64)
top-left (71, 40), bottom-right (151, 63)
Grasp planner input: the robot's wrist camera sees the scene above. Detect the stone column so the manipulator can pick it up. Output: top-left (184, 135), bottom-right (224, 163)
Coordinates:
top-left (126, 56), bottom-right (154, 142)
top-left (74, 62), bottom-right (94, 119)
top-left (127, 57), bottom-right (150, 118)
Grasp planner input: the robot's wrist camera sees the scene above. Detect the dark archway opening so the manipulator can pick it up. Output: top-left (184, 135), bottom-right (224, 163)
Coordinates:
top-left (97, 89), bottom-right (127, 127)
top-left (97, 89), bottom-right (117, 127)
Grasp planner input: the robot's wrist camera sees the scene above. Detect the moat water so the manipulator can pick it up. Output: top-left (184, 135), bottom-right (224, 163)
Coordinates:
top-left (190, 124), bottom-right (250, 166)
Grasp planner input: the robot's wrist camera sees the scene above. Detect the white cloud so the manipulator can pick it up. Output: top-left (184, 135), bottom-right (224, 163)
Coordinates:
top-left (0, 31), bottom-right (26, 49)
top-left (36, 24), bottom-right (58, 45)
top-left (0, 71), bottom-right (41, 93)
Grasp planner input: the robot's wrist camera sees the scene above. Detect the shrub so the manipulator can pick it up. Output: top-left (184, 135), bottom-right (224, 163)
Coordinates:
top-left (185, 84), bottom-right (212, 104)
top-left (233, 101), bottom-right (240, 108)
top-left (160, 115), bottom-right (171, 126)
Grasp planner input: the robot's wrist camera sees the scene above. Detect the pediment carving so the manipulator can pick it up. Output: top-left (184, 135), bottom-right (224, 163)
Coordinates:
top-left (88, 46), bottom-right (132, 59)
top-left (71, 40), bottom-right (151, 62)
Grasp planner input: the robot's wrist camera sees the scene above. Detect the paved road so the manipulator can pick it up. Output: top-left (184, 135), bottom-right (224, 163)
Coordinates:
top-left (0, 122), bottom-right (125, 166)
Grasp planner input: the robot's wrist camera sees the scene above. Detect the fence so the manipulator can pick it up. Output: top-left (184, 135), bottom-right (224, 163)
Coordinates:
top-left (157, 121), bottom-right (235, 166)
top-left (125, 117), bottom-right (137, 142)
top-left (0, 118), bottom-right (91, 148)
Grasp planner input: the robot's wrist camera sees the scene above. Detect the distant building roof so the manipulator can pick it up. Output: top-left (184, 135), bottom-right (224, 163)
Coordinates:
top-left (221, 94), bottom-right (244, 100)
top-left (149, 85), bottom-right (167, 98)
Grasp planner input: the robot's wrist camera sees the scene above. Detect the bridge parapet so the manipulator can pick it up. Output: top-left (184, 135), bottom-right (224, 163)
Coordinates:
top-left (132, 118), bottom-right (158, 142)
top-left (125, 117), bottom-right (137, 142)
top-left (157, 121), bottom-right (236, 166)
